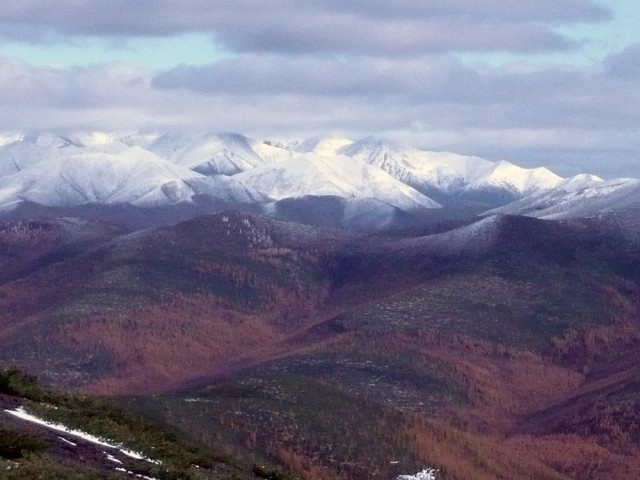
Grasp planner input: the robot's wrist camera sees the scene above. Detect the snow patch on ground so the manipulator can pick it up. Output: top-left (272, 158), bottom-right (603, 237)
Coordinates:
top-left (393, 214), bottom-right (502, 255)
top-left (4, 406), bottom-right (159, 464)
top-left (115, 466), bottom-right (159, 480)
top-left (57, 436), bottom-right (77, 447)
top-left (397, 468), bottom-right (439, 480)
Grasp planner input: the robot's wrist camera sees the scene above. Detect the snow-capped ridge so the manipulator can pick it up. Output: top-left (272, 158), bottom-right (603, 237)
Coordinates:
top-left (147, 132), bottom-right (267, 175)
top-left (341, 139), bottom-right (563, 205)
top-left (234, 152), bottom-right (441, 213)
top-left (394, 214), bottom-right (504, 255)
top-left (0, 129), bottom-right (634, 228)
top-left (0, 147), bottom-right (204, 209)
top-left (467, 160), bottom-right (562, 193)
top-left (485, 176), bottom-right (640, 219)
top-left (294, 136), bottom-right (354, 157)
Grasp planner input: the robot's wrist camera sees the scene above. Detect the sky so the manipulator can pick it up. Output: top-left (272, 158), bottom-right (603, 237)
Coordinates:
top-left (0, 1), bottom-right (638, 178)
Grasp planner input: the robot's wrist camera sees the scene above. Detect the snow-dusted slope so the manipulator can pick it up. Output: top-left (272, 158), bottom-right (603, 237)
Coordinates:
top-left (485, 175), bottom-right (640, 219)
top-left (340, 139), bottom-right (562, 204)
top-left (265, 195), bottom-right (413, 230)
top-left (0, 132), bottom-right (136, 178)
top-left (234, 152), bottom-right (441, 212)
top-left (186, 175), bottom-right (270, 205)
top-left (467, 160), bottom-right (561, 194)
top-left (0, 146), bottom-right (270, 210)
top-left (392, 215), bottom-right (504, 255)
top-left (340, 138), bottom-right (488, 192)
top-left (0, 134), bottom-right (84, 177)
top-left (295, 136), bottom-right (354, 157)
top-left (0, 147), bottom-right (204, 208)
top-left (145, 132), bottom-right (269, 175)
top-left (1, 129), bottom-right (634, 228)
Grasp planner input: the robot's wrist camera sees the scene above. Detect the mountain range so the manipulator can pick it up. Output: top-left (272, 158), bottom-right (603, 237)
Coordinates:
top-left (2, 131), bottom-right (640, 480)
top-left (1, 131), bottom-right (635, 230)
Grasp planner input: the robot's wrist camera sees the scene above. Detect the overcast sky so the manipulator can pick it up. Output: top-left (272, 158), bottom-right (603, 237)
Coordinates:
top-left (0, 0), bottom-right (638, 177)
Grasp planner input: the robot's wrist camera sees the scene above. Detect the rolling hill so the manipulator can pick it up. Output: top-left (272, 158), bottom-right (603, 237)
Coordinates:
top-left (1, 208), bottom-right (640, 479)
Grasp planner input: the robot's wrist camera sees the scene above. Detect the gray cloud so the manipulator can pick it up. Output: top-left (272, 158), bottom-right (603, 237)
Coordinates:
top-left (604, 43), bottom-right (640, 79)
top-left (152, 55), bottom-right (640, 131)
top-left (0, 48), bottom-right (638, 179)
top-left (0, 0), bottom-right (635, 181)
top-left (153, 55), bottom-right (481, 96)
top-left (217, 16), bottom-right (578, 55)
top-left (0, 0), bottom-right (608, 55)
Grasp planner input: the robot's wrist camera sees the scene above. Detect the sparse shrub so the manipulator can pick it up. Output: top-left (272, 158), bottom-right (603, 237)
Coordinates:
top-left (253, 463), bottom-right (298, 480)
top-left (0, 367), bottom-right (48, 402)
top-left (0, 427), bottom-right (46, 459)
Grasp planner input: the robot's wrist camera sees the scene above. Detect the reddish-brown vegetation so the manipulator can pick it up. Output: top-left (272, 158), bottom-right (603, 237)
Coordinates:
top-left (3, 211), bottom-right (640, 479)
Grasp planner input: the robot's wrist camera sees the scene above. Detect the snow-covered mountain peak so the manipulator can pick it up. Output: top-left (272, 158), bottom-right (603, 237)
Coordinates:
top-left (251, 140), bottom-right (295, 164)
top-left (0, 147), bottom-right (206, 209)
top-left (339, 137), bottom-right (419, 164)
top-left (0, 133), bottom-right (20, 147)
top-left (470, 161), bottom-right (563, 193)
top-left (234, 152), bottom-right (440, 212)
top-left (484, 176), bottom-right (640, 219)
top-left (62, 131), bottom-right (124, 148)
top-left (557, 173), bottom-right (604, 190)
top-left (146, 132), bottom-right (267, 175)
top-left (0, 133), bottom-right (85, 177)
top-left (0, 129), bottom-right (634, 229)
top-left (294, 136), bottom-right (354, 157)
top-left (20, 132), bottom-right (79, 149)
top-left (336, 139), bottom-right (563, 205)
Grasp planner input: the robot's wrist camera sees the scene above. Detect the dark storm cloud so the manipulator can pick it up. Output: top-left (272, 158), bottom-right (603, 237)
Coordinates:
top-left (0, 0), bottom-right (608, 54)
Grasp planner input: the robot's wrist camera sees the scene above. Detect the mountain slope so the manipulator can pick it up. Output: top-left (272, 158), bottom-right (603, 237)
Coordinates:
top-left (0, 212), bottom-right (352, 392)
top-left (0, 367), bottom-right (251, 480)
top-left (340, 138), bottom-right (563, 207)
top-left (0, 147), bottom-right (205, 208)
top-left (234, 152), bottom-right (441, 212)
top-left (486, 176), bottom-right (640, 219)
top-left (145, 132), bottom-right (271, 175)
top-left (0, 130), bottom-right (603, 230)
top-left (0, 147), bottom-right (268, 212)
top-left (1, 211), bottom-right (640, 479)
top-left (115, 214), bottom-right (640, 480)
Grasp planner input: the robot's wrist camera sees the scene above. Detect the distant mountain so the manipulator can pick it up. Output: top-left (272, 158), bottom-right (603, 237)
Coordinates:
top-left (142, 132), bottom-right (271, 175)
top-left (0, 146), bottom-right (266, 211)
top-left (338, 138), bottom-right (563, 207)
top-left (486, 175), bottom-right (640, 219)
top-left (235, 152), bottom-right (440, 211)
top-left (0, 130), bottom-right (631, 230)
top-left (0, 133), bottom-right (92, 177)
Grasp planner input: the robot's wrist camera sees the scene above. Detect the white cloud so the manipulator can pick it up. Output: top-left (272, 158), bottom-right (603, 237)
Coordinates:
top-left (0, 1), bottom-right (637, 178)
